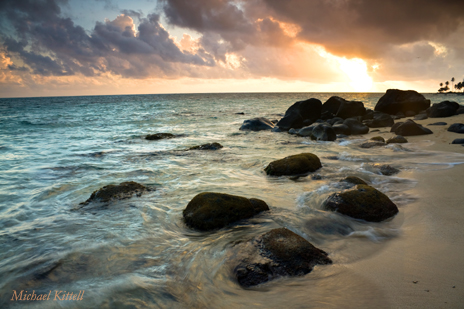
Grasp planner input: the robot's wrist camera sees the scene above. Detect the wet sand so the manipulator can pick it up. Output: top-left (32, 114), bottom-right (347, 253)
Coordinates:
top-left (349, 114), bottom-right (464, 308)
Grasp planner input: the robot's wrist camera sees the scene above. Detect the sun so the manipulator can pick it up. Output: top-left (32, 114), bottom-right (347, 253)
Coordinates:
top-left (337, 57), bottom-right (373, 92)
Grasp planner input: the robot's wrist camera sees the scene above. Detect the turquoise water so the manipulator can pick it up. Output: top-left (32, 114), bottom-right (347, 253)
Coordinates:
top-left (1, 93), bottom-right (464, 308)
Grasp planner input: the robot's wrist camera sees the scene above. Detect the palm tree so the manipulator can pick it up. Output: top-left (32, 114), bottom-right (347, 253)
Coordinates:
top-left (451, 77), bottom-right (455, 92)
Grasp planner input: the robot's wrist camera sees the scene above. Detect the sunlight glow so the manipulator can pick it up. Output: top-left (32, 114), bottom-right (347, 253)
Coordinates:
top-left (315, 46), bottom-right (373, 92)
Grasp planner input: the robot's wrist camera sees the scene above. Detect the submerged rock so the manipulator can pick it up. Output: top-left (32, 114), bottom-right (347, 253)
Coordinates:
top-left (428, 101), bottom-right (460, 118)
top-left (306, 217), bottom-right (353, 236)
top-left (239, 117), bottom-right (275, 131)
top-left (264, 153), bottom-right (322, 176)
top-left (386, 135), bottom-right (408, 144)
top-left (323, 185), bottom-right (399, 222)
top-left (392, 119), bottom-right (433, 136)
top-left (379, 165), bottom-right (400, 176)
top-left (235, 228), bottom-right (332, 287)
top-left (374, 89), bottom-right (430, 115)
top-left (360, 141), bottom-right (385, 148)
top-left (80, 181), bottom-right (150, 205)
top-left (146, 133), bottom-right (176, 140)
top-left (276, 98), bottom-right (322, 131)
top-left (447, 123), bottom-right (464, 134)
top-left (188, 142), bottom-right (223, 150)
top-left (183, 192), bottom-right (269, 231)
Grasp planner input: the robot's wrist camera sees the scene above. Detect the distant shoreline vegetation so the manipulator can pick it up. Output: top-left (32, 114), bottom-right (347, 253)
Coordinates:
top-left (438, 77), bottom-right (464, 94)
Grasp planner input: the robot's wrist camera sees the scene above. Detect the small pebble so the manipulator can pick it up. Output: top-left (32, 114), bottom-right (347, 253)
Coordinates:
top-left (413, 281), bottom-right (418, 284)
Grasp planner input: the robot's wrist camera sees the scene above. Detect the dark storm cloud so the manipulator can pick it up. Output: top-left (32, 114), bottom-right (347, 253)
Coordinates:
top-left (0, 0), bottom-right (214, 78)
top-left (162, 0), bottom-right (464, 59)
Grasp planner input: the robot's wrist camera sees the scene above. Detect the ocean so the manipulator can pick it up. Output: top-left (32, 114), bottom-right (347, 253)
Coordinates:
top-left (1, 92), bottom-right (464, 308)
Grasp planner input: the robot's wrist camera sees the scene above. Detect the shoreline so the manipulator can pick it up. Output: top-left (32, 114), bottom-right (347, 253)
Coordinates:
top-left (348, 114), bottom-right (464, 308)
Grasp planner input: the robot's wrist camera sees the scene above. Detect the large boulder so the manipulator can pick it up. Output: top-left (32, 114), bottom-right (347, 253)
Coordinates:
top-left (447, 123), bottom-right (464, 133)
top-left (183, 192), bottom-right (269, 231)
top-left (374, 89), bottom-right (431, 115)
top-left (332, 123), bottom-right (351, 135)
top-left (264, 153), bottom-right (322, 176)
top-left (310, 124), bottom-right (337, 141)
top-left (276, 99), bottom-right (322, 131)
top-left (80, 181), bottom-right (151, 205)
top-left (239, 117), bottom-right (275, 131)
top-left (322, 96), bottom-right (366, 119)
top-left (343, 118), bottom-right (369, 135)
top-left (363, 112), bottom-right (394, 128)
top-left (392, 119), bottom-right (433, 136)
top-left (322, 96), bottom-right (344, 114)
top-left (427, 101), bottom-right (460, 118)
top-left (235, 228), bottom-right (332, 287)
top-left (323, 185), bottom-right (399, 222)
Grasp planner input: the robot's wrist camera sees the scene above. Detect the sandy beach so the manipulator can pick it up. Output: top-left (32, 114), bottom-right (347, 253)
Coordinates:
top-left (347, 114), bottom-right (464, 308)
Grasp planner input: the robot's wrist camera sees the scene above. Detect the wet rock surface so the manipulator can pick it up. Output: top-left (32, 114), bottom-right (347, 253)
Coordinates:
top-left (80, 181), bottom-right (151, 205)
top-left (323, 185), bottom-right (399, 222)
top-left (310, 124), bottom-right (336, 141)
top-left (183, 192), bottom-right (269, 231)
top-left (386, 135), bottom-right (408, 144)
top-left (343, 118), bottom-right (369, 135)
top-left (447, 123), bottom-right (464, 133)
top-left (188, 142), bottom-right (223, 150)
top-left (264, 153), bottom-right (322, 176)
top-left (239, 117), bottom-right (275, 131)
top-left (235, 228), bottom-right (332, 287)
top-left (428, 101), bottom-right (460, 118)
top-left (146, 133), bottom-right (176, 140)
top-left (276, 98), bottom-right (322, 131)
top-left (340, 176), bottom-right (368, 186)
top-left (392, 119), bottom-right (433, 136)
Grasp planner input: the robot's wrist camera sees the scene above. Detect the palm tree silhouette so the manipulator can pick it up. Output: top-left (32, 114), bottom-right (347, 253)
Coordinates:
top-left (451, 77), bottom-right (455, 92)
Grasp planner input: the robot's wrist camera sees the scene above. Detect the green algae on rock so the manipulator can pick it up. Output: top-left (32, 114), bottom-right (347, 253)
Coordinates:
top-left (323, 185), bottom-right (398, 222)
top-left (235, 228), bottom-right (332, 287)
top-left (340, 176), bottom-right (368, 186)
top-left (183, 192), bottom-right (269, 231)
top-left (264, 153), bottom-right (322, 176)
top-left (80, 181), bottom-right (151, 205)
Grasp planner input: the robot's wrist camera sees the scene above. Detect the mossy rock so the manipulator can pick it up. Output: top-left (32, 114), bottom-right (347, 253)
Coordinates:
top-left (80, 181), bottom-right (150, 205)
top-left (340, 176), bottom-right (368, 186)
top-left (235, 228), bottom-right (332, 287)
top-left (183, 192), bottom-right (269, 231)
top-left (386, 135), bottom-right (408, 144)
top-left (323, 185), bottom-right (398, 222)
top-left (146, 133), bottom-right (176, 140)
top-left (188, 142), bottom-right (223, 150)
top-left (264, 153), bottom-right (322, 176)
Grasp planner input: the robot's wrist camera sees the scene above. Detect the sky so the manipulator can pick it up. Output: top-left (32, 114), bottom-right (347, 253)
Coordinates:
top-left (1, 0), bottom-right (464, 98)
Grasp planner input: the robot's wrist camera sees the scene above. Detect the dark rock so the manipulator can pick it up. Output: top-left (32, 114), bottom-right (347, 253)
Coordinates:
top-left (457, 106), bottom-right (464, 115)
top-left (264, 153), bottom-right (322, 176)
top-left (428, 101), bottom-right (460, 118)
top-left (332, 124), bottom-right (351, 135)
top-left (371, 136), bottom-right (385, 142)
top-left (310, 124), bottom-right (337, 141)
top-left (323, 185), bottom-right (399, 222)
top-left (327, 117), bottom-right (344, 126)
top-left (386, 135), bottom-right (408, 144)
top-left (146, 133), bottom-right (176, 140)
top-left (405, 110), bottom-right (416, 117)
top-left (311, 174), bottom-right (323, 180)
top-left (452, 139), bottom-right (464, 144)
top-left (395, 111), bottom-right (405, 119)
top-left (363, 112), bottom-right (394, 128)
top-left (343, 119), bottom-right (369, 135)
top-left (379, 165), bottom-right (400, 176)
top-left (336, 100), bottom-right (366, 119)
top-left (362, 109), bottom-right (375, 120)
top-left (235, 228), bottom-right (332, 287)
top-left (428, 122), bottom-right (447, 126)
top-left (390, 122), bottom-right (404, 132)
top-left (188, 142), bottom-right (223, 150)
top-left (288, 128), bottom-right (298, 135)
top-left (320, 110), bottom-right (335, 120)
top-left (183, 192), bottom-right (269, 231)
top-left (297, 125), bottom-right (318, 137)
top-left (393, 119), bottom-right (433, 136)
top-left (375, 89), bottom-right (430, 115)
top-left (239, 117), bottom-right (275, 131)
top-left (414, 113), bottom-right (428, 120)
top-left (276, 98), bottom-right (322, 131)
top-left (340, 176), bottom-right (368, 186)
top-left (447, 123), bottom-right (464, 133)
top-left (322, 96), bottom-right (343, 114)
top-left (80, 181), bottom-right (151, 205)
top-left (337, 134), bottom-right (349, 139)
top-left (360, 141), bottom-right (385, 148)
top-left (271, 127), bottom-right (283, 132)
